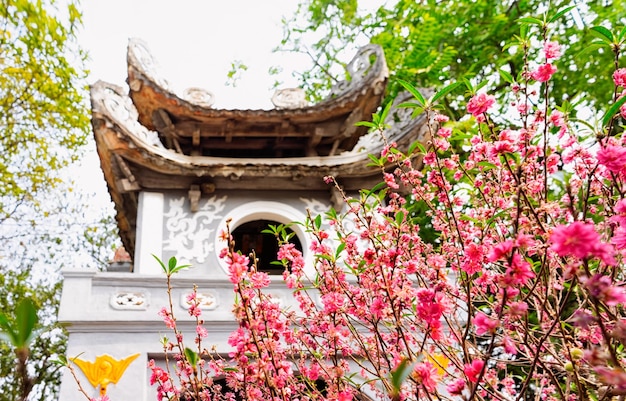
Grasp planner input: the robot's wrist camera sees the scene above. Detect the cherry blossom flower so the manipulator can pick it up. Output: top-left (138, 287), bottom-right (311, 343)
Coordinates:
top-left (196, 325), bottom-right (208, 338)
top-left (550, 110), bottom-right (568, 136)
top-left (550, 222), bottom-right (609, 261)
top-left (466, 93), bottom-right (495, 116)
top-left (597, 145), bottom-right (626, 174)
top-left (614, 68), bottom-right (626, 87)
top-left (543, 41), bottom-right (562, 60)
top-left (464, 359), bottom-right (485, 383)
top-left (158, 307), bottom-right (176, 329)
top-left (583, 274), bottom-right (626, 306)
top-left (446, 378), bottom-right (466, 395)
top-left (531, 63), bottom-right (557, 82)
top-left (413, 362), bottom-right (438, 392)
top-left (474, 311), bottom-right (499, 335)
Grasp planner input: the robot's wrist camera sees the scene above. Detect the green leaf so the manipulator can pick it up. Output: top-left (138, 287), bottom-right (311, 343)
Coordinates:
top-left (379, 100), bottom-right (393, 123)
top-left (408, 140), bottom-right (426, 156)
top-left (548, 6), bottom-right (576, 23)
top-left (314, 214), bottom-right (322, 230)
top-left (15, 298), bottom-right (38, 347)
top-left (398, 79), bottom-right (426, 106)
top-left (590, 26), bottom-right (614, 44)
top-left (576, 42), bottom-right (607, 58)
top-left (498, 68), bottom-right (514, 84)
top-left (389, 358), bottom-right (414, 398)
top-left (602, 95), bottom-right (626, 127)
top-left (168, 256), bottom-right (178, 272)
top-left (335, 243), bottom-right (346, 259)
top-left (430, 81), bottom-right (462, 104)
top-left (184, 347), bottom-right (199, 368)
top-left (618, 25), bottom-right (626, 42)
top-left (518, 17), bottom-right (543, 26)
top-left (395, 211), bottom-right (405, 225)
top-left (152, 254), bottom-right (167, 274)
top-left (52, 355), bottom-right (69, 366)
top-left (368, 153), bottom-right (384, 167)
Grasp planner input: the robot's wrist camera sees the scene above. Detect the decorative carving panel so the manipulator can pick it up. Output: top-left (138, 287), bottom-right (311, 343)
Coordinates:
top-left (99, 85), bottom-right (165, 148)
top-left (181, 292), bottom-right (218, 311)
top-left (163, 195), bottom-right (227, 264)
top-left (110, 292), bottom-right (148, 310)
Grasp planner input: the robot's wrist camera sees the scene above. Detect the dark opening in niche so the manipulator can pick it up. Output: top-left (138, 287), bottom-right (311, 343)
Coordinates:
top-left (231, 219), bottom-right (302, 275)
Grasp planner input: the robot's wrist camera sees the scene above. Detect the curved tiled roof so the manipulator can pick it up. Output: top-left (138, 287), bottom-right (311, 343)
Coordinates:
top-left (126, 39), bottom-right (389, 158)
top-left (90, 41), bottom-right (428, 257)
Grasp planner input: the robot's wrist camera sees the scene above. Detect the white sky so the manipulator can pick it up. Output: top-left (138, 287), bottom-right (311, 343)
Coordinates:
top-left (78, 0), bottom-right (310, 110)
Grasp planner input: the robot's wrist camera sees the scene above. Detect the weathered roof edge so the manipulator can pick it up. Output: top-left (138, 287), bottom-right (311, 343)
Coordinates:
top-left (90, 83), bottom-right (429, 256)
top-left (126, 38), bottom-right (389, 128)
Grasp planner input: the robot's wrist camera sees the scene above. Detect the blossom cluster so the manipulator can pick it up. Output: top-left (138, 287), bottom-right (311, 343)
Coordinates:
top-left (149, 19), bottom-right (626, 401)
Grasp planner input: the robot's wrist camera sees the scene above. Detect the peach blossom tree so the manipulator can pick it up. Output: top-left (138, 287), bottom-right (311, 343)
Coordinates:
top-left (145, 10), bottom-right (626, 401)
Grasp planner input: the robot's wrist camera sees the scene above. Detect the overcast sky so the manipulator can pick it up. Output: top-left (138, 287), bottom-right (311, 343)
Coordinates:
top-left (78, 0), bottom-right (310, 109)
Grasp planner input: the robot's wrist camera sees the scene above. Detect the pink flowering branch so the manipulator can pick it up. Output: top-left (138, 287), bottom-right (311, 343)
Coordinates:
top-left (148, 9), bottom-right (626, 401)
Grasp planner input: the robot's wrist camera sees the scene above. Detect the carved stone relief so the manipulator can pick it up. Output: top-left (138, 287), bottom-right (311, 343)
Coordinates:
top-left (181, 292), bottom-right (218, 311)
top-left (129, 39), bottom-right (172, 91)
top-left (271, 88), bottom-right (309, 109)
top-left (100, 86), bottom-right (165, 148)
top-left (329, 45), bottom-right (382, 98)
top-left (163, 195), bottom-right (227, 264)
top-left (110, 292), bottom-right (148, 310)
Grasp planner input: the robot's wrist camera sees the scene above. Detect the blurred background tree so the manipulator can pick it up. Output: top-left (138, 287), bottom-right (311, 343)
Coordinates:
top-left (0, 1), bottom-right (118, 399)
top-left (277, 0), bottom-right (626, 119)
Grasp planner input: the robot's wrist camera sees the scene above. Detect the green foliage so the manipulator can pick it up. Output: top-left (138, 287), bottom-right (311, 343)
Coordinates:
top-left (154, 255), bottom-right (192, 276)
top-left (0, 268), bottom-right (66, 401)
top-left (280, 0), bottom-right (626, 118)
top-left (0, 298), bottom-right (39, 350)
top-left (0, 1), bottom-right (102, 400)
top-left (0, 0), bottom-right (90, 218)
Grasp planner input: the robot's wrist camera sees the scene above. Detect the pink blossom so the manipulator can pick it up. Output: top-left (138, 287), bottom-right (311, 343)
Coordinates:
top-left (250, 271), bottom-right (271, 289)
top-left (446, 378), bottom-right (466, 394)
top-left (503, 254), bottom-right (535, 286)
top-left (464, 359), bottom-right (484, 383)
top-left (614, 199), bottom-right (626, 226)
top-left (503, 336), bottom-right (517, 354)
top-left (550, 110), bottom-right (568, 136)
top-left (384, 172), bottom-right (399, 189)
top-left (437, 127), bottom-right (452, 138)
top-left (543, 41), bottom-right (562, 60)
top-left (415, 288), bottom-right (444, 326)
top-left (158, 307), bottom-right (176, 329)
top-left (506, 301), bottom-right (528, 317)
top-left (321, 292), bottom-right (345, 313)
top-left (549, 222), bottom-right (603, 260)
top-left (227, 252), bottom-right (249, 284)
top-left (338, 390), bottom-right (353, 401)
top-left (196, 325), bottom-right (208, 338)
top-left (613, 227), bottom-right (626, 250)
top-left (467, 93), bottom-right (495, 116)
top-left (613, 68), bottom-right (626, 87)
top-left (474, 311), bottom-right (498, 335)
top-left (621, 103), bottom-right (626, 119)
top-left (413, 362), bottom-right (438, 392)
top-left (487, 240), bottom-right (513, 262)
top-left (434, 113), bottom-right (449, 122)
top-left (531, 63), bottom-right (557, 82)
top-left (597, 145), bottom-right (626, 174)
top-left (583, 274), bottom-right (626, 306)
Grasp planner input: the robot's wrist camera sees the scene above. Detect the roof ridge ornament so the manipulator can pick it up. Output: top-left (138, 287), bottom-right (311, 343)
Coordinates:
top-left (271, 87), bottom-right (308, 109)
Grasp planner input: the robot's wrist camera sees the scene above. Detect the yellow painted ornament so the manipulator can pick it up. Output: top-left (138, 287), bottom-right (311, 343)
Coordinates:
top-left (73, 353), bottom-right (140, 396)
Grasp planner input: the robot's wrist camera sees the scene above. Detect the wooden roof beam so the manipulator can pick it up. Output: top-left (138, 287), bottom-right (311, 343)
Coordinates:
top-left (152, 109), bottom-right (183, 154)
